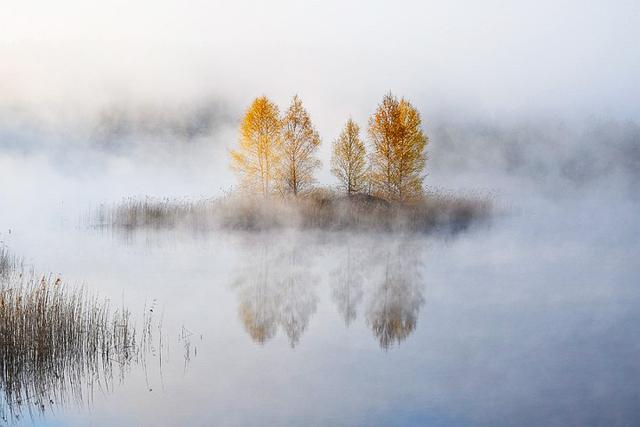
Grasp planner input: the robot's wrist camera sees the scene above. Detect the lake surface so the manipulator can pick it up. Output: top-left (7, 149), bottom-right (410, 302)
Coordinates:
top-left (1, 175), bottom-right (638, 426)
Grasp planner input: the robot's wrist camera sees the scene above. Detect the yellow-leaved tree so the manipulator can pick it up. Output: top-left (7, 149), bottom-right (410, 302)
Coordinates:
top-left (230, 96), bottom-right (282, 198)
top-left (368, 93), bottom-right (428, 202)
top-left (278, 95), bottom-right (321, 196)
top-left (331, 119), bottom-right (367, 195)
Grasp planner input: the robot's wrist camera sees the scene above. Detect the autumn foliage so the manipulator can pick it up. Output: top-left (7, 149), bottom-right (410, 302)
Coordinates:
top-left (231, 92), bottom-right (428, 204)
top-left (368, 93), bottom-right (428, 202)
top-left (89, 99), bottom-right (492, 235)
top-left (331, 119), bottom-right (368, 195)
top-left (230, 96), bottom-right (282, 198)
top-left (279, 95), bottom-right (322, 196)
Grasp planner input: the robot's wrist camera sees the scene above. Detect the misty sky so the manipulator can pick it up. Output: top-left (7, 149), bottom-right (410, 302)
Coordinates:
top-left (2, 0), bottom-right (639, 123)
top-left (1, 6), bottom-right (640, 424)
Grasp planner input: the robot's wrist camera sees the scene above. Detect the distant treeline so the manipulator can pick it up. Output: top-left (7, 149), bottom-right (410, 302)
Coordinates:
top-left (231, 93), bottom-right (428, 203)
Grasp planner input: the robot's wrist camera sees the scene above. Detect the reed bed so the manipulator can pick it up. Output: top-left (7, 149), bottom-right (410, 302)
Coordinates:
top-left (0, 258), bottom-right (145, 422)
top-left (88, 197), bottom-right (219, 231)
top-left (89, 190), bottom-right (492, 234)
top-left (0, 247), bottom-right (20, 278)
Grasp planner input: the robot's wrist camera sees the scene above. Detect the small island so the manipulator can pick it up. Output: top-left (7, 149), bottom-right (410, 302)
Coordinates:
top-left (95, 93), bottom-right (491, 233)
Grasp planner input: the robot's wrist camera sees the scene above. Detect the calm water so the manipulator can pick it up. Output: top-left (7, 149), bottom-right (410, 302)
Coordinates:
top-left (1, 179), bottom-right (638, 426)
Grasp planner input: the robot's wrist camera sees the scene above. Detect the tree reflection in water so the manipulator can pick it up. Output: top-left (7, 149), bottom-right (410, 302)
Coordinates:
top-left (234, 239), bottom-right (319, 348)
top-left (365, 241), bottom-right (425, 350)
top-left (330, 245), bottom-right (365, 327)
top-left (233, 235), bottom-right (426, 350)
top-left (237, 245), bottom-right (279, 344)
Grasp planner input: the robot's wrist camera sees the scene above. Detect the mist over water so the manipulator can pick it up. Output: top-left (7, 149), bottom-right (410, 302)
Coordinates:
top-left (2, 0), bottom-right (640, 425)
top-left (0, 108), bottom-right (637, 425)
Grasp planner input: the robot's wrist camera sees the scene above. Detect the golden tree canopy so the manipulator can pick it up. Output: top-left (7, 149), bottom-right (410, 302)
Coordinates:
top-left (368, 93), bottom-right (428, 202)
top-left (230, 96), bottom-right (282, 198)
top-left (279, 95), bottom-right (321, 196)
top-left (331, 119), bottom-right (367, 195)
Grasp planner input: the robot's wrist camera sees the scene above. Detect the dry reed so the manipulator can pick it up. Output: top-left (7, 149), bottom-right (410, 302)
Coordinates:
top-left (0, 249), bottom-right (148, 422)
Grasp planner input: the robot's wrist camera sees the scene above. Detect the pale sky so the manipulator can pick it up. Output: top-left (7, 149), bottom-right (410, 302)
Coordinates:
top-left (1, 0), bottom-right (639, 121)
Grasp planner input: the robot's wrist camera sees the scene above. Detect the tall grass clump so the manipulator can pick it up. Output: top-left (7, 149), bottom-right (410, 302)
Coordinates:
top-left (0, 260), bottom-right (142, 421)
top-left (0, 247), bottom-right (20, 278)
top-left (88, 197), bottom-right (219, 231)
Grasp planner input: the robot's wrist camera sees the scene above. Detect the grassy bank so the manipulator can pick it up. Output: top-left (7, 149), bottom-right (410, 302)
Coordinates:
top-left (89, 189), bottom-right (492, 234)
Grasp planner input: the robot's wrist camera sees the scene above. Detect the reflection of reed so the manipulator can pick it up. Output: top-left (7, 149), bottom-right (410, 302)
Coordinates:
top-left (365, 242), bottom-right (425, 350)
top-left (0, 260), bottom-right (147, 422)
top-left (234, 243), bottom-right (318, 348)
